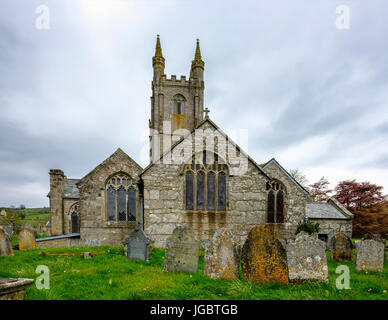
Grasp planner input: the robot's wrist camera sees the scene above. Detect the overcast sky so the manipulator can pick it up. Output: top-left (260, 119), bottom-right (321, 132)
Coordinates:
top-left (1, 0), bottom-right (387, 207)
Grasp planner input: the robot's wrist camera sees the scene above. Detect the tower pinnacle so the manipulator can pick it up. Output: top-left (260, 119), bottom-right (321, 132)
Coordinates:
top-left (190, 39), bottom-right (205, 79)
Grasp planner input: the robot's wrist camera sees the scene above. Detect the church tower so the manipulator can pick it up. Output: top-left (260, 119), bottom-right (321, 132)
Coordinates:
top-left (149, 35), bottom-right (205, 162)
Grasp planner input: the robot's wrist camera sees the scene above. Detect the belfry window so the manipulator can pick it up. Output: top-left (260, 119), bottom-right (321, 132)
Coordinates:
top-left (184, 152), bottom-right (228, 212)
top-left (266, 181), bottom-right (285, 223)
top-left (106, 173), bottom-right (137, 222)
top-left (173, 95), bottom-right (185, 115)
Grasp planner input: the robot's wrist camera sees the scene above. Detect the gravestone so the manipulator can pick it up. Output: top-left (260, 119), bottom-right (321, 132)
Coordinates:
top-left (286, 232), bottom-right (328, 282)
top-left (204, 228), bottom-right (240, 279)
top-left (124, 225), bottom-right (151, 263)
top-left (331, 232), bottom-right (353, 262)
top-left (18, 227), bottom-right (36, 250)
top-left (0, 227), bottom-right (13, 257)
top-left (241, 225), bottom-right (288, 284)
top-left (0, 225), bottom-right (13, 236)
top-left (83, 252), bottom-right (91, 259)
top-left (356, 235), bottom-right (385, 272)
top-left (164, 226), bottom-right (200, 273)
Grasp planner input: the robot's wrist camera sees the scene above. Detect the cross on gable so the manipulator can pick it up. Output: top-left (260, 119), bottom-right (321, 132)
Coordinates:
top-left (204, 107), bottom-right (210, 118)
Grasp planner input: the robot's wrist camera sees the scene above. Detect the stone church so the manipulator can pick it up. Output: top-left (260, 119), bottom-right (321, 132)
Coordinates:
top-left (47, 36), bottom-right (353, 248)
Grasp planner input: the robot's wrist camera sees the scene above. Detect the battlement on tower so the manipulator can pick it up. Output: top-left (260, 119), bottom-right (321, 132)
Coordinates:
top-left (161, 74), bottom-right (190, 86)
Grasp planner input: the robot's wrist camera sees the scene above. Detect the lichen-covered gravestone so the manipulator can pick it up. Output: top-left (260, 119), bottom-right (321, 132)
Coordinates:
top-left (18, 227), bottom-right (36, 250)
top-left (286, 232), bottom-right (328, 282)
top-left (0, 227), bottom-right (13, 256)
top-left (124, 225), bottom-right (151, 263)
top-left (164, 226), bottom-right (200, 273)
top-left (204, 228), bottom-right (240, 279)
top-left (241, 225), bottom-right (288, 284)
top-left (331, 232), bottom-right (353, 262)
top-left (356, 235), bottom-right (385, 272)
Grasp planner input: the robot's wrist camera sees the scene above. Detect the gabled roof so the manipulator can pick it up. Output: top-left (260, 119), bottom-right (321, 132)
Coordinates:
top-left (78, 148), bottom-right (143, 186)
top-left (140, 117), bottom-right (271, 180)
top-left (262, 158), bottom-right (310, 195)
top-left (63, 179), bottom-right (80, 199)
top-left (306, 199), bottom-right (352, 220)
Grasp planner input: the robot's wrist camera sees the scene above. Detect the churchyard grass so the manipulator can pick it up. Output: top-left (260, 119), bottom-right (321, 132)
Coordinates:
top-left (0, 246), bottom-right (387, 300)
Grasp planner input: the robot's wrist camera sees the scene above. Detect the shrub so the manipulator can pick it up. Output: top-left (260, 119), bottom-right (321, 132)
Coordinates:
top-left (296, 221), bottom-right (320, 235)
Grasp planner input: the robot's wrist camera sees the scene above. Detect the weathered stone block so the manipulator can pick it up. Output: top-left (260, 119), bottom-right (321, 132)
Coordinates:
top-left (164, 226), bottom-right (200, 273)
top-left (18, 227), bottom-right (36, 250)
top-left (204, 228), bottom-right (240, 279)
top-left (241, 225), bottom-right (288, 284)
top-left (286, 232), bottom-right (328, 282)
top-left (0, 227), bottom-right (13, 256)
top-left (330, 232), bottom-right (353, 262)
top-left (356, 236), bottom-right (385, 272)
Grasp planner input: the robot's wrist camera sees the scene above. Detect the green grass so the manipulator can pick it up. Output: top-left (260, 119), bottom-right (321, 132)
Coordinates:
top-left (1, 246), bottom-right (388, 300)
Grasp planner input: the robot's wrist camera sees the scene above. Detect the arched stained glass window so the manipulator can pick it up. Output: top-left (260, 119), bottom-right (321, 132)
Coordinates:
top-left (128, 188), bottom-right (137, 221)
top-left (71, 212), bottom-right (78, 233)
top-left (185, 171), bottom-right (194, 210)
top-left (173, 95), bottom-right (185, 114)
top-left (184, 152), bottom-right (228, 212)
top-left (106, 173), bottom-right (137, 222)
top-left (118, 187), bottom-right (126, 221)
top-left (266, 181), bottom-right (285, 223)
top-left (107, 186), bottom-right (116, 221)
top-left (207, 172), bottom-right (215, 210)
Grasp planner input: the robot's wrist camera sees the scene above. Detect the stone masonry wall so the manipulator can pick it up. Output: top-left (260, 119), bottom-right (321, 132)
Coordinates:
top-left (262, 161), bottom-right (307, 243)
top-left (77, 149), bottom-right (143, 246)
top-left (143, 121), bottom-right (271, 248)
top-left (49, 169), bottom-right (65, 236)
top-left (310, 219), bottom-right (352, 239)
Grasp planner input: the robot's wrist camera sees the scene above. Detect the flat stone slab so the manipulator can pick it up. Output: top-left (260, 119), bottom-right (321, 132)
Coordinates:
top-left (330, 232), bottom-right (353, 262)
top-left (204, 228), bottom-right (240, 279)
top-left (286, 232), bottom-right (328, 282)
top-left (356, 237), bottom-right (385, 272)
top-left (241, 225), bottom-right (288, 284)
top-left (164, 226), bottom-right (200, 273)
top-left (0, 278), bottom-right (34, 300)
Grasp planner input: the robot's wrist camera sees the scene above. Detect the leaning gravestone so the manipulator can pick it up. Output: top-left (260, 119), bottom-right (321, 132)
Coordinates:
top-left (125, 225), bottom-right (151, 263)
top-left (286, 232), bottom-right (328, 282)
top-left (0, 227), bottom-right (13, 256)
top-left (164, 226), bottom-right (200, 273)
top-left (18, 227), bottom-right (36, 251)
top-left (204, 228), bottom-right (240, 279)
top-left (331, 232), bottom-right (353, 262)
top-left (356, 235), bottom-right (385, 272)
top-left (241, 225), bottom-right (288, 284)
top-left (0, 225), bottom-right (13, 236)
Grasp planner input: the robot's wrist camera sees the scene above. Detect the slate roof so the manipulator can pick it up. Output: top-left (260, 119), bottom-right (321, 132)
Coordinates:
top-left (306, 202), bottom-right (350, 220)
top-left (63, 179), bottom-right (80, 199)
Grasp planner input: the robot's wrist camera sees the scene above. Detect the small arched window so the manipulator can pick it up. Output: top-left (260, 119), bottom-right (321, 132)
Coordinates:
top-left (184, 151), bottom-right (228, 212)
top-left (71, 212), bottom-right (78, 233)
top-left (173, 95), bottom-right (185, 115)
top-left (106, 173), bottom-right (137, 222)
top-left (69, 202), bottom-right (80, 233)
top-left (266, 181), bottom-right (285, 223)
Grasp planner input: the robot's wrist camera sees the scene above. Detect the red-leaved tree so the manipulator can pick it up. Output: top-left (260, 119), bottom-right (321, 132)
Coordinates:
top-left (333, 179), bottom-right (388, 238)
top-left (309, 177), bottom-right (332, 202)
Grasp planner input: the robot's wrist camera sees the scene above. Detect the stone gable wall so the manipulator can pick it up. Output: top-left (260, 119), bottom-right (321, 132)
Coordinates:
top-left (262, 161), bottom-right (307, 242)
top-left (77, 151), bottom-right (143, 246)
top-left (143, 122), bottom-right (270, 248)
